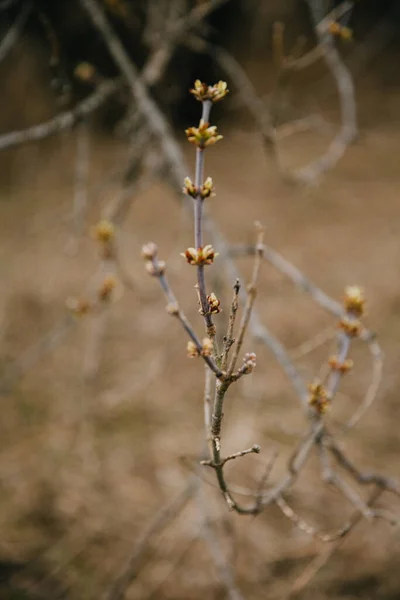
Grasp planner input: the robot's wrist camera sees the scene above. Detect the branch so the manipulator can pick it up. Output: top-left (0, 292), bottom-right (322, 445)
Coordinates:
top-left (0, 78), bottom-right (122, 151)
top-left (0, 0), bottom-right (32, 64)
top-left (106, 479), bottom-right (197, 600)
top-left (80, 0), bottom-right (307, 407)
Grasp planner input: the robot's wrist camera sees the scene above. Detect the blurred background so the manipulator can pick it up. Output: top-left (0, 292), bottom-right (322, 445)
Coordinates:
top-left (1, 0), bottom-right (400, 598)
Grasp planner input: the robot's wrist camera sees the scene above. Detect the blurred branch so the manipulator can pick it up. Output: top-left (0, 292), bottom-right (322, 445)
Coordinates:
top-left (106, 478), bottom-right (197, 600)
top-left (0, 0), bottom-right (32, 63)
top-left (293, 1), bottom-right (357, 184)
top-left (0, 78), bottom-right (122, 151)
top-left (290, 487), bottom-right (383, 596)
top-left (66, 121), bottom-right (91, 255)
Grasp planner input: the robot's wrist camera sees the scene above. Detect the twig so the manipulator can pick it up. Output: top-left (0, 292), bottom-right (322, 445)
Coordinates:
top-left (229, 243), bottom-right (342, 317)
top-left (289, 326), bottom-right (336, 360)
top-left (0, 0), bottom-right (32, 64)
top-left (227, 224), bottom-right (264, 377)
top-left (66, 121), bottom-right (91, 254)
top-left (293, 1), bottom-right (357, 184)
top-left (201, 444), bottom-right (260, 468)
top-left (289, 487), bottom-right (383, 596)
top-left (0, 78), bottom-right (122, 151)
top-left (194, 99), bottom-right (214, 333)
top-left (106, 479), bottom-right (197, 600)
top-left (143, 248), bottom-right (222, 378)
top-left (210, 44), bottom-right (276, 156)
top-left (231, 242), bottom-right (384, 426)
top-left (326, 437), bottom-right (400, 497)
top-left (197, 483), bottom-right (246, 600)
top-left (221, 279), bottom-right (240, 371)
top-left (203, 364), bottom-right (213, 443)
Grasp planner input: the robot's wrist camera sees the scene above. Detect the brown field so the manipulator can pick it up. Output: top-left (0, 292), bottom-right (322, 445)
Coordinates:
top-left (1, 41), bottom-right (400, 599)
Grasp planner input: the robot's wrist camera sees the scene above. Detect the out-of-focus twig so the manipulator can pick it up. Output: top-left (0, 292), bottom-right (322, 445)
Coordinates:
top-left (0, 0), bottom-right (32, 63)
top-left (106, 478), bottom-right (197, 600)
top-left (66, 121), bottom-right (91, 255)
top-left (292, 1), bottom-right (357, 184)
top-left (0, 78), bottom-right (122, 151)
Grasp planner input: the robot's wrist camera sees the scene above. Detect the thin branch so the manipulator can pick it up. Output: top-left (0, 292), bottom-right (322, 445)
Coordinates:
top-left (66, 121), bottom-right (91, 254)
top-left (289, 487), bottom-right (383, 596)
top-left (293, 1), bottom-right (357, 184)
top-left (194, 99), bottom-right (214, 333)
top-left (227, 223), bottom-right (264, 377)
top-left (0, 0), bottom-right (32, 64)
top-left (327, 437), bottom-right (400, 497)
top-left (231, 241), bottom-right (384, 425)
top-left (201, 444), bottom-right (260, 468)
top-left (145, 252), bottom-right (222, 378)
top-left (106, 479), bottom-right (197, 600)
top-left (197, 484), bottom-right (246, 600)
top-left (221, 279), bottom-right (240, 372)
top-left (0, 78), bottom-right (122, 151)
top-left (289, 326), bottom-right (336, 360)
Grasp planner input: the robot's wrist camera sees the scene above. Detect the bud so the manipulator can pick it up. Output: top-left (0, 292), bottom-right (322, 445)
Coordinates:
top-left (66, 297), bottom-right (91, 317)
top-left (207, 292), bottom-right (221, 314)
top-left (201, 337), bottom-right (213, 357)
top-left (141, 242), bottom-right (158, 260)
top-left (339, 317), bottom-right (362, 337)
top-left (343, 286), bottom-right (365, 316)
top-left (74, 62), bottom-right (96, 83)
top-left (328, 356), bottom-right (353, 373)
top-left (183, 177), bottom-right (197, 198)
top-left (98, 275), bottom-right (117, 302)
top-left (166, 303), bottom-right (179, 316)
top-left (200, 177), bottom-right (215, 199)
top-left (91, 220), bottom-right (115, 243)
top-left (243, 352), bottom-right (257, 374)
top-left (187, 340), bottom-right (200, 358)
top-left (181, 245), bottom-right (218, 266)
top-left (308, 381), bottom-right (330, 414)
top-left (185, 120), bottom-right (223, 148)
top-left (190, 80), bottom-right (229, 103)
top-left (145, 260), bottom-right (166, 277)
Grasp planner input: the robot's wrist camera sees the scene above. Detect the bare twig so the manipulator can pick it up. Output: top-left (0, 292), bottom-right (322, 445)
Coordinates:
top-left (106, 479), bottom-right (197, 600)
top-left (0, 78), bottom-right (122, 151)
top-left (227, 223), bottom-right (264, 377)
top-left (197, 484), bottom-right (245, 600)
top-left (293, 1), bottom-right (357, 184)
top-left (0, 0), bottom-right (32, 63)
top-left (143, 249), bottom-right (222, 378)
top-left (66, 121), bottom-right (91, 254)
top-left (221, 279), bottom-right (240, 371)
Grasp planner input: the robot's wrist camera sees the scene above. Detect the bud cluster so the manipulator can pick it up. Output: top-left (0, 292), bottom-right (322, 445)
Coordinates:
top-left (181, 245), bottom-right (218, 266)
top-left (67, 297), bottom-right (91, 317)
top-left (185, 120), bottom-right (223, 149)
top-left (183, 176), bottom-right (215, 200)
top-left (91, 219), bottom-right (116, 260)
top-left (242, 352), bottom-right (257, 374)
top-left (343, 286), bottom-right (365, 317)
top-left (308, 381), bottom-right (330, 414)
top-left (328, 21), bottom-right (353, 41)
top-left (328, 355), bottom-right (353, 374)
top-left (206, 292), bottom-right (221, 315)
top-left (142, 242), bottom-right (166, 277)
top-left (190, 80), bottom-right (229, 103)
top-left (98, 275), bottom-right (117, 302)
top-left (187, 337), bottom-right (213, 358)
